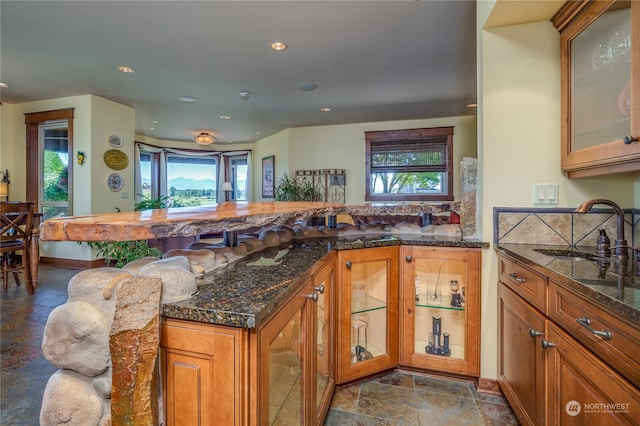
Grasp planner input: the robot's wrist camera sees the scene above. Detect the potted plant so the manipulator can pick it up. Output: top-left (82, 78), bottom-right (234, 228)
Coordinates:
top-left (273, 173), bottom-right (321, 202)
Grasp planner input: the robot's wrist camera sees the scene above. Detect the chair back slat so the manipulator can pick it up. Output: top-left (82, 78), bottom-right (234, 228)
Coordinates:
top-left (1, 202), bottom-right (35, 244)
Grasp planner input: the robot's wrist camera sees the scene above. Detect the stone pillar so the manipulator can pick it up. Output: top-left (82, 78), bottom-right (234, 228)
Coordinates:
top-left (460, 157), bottom-right (478, 239)
top-left (109, 276), bottom-right (162, 425)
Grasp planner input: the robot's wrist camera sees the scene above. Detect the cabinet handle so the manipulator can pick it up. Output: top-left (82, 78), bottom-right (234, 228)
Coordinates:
top-left (528, 328), bottom-right (543, 338)
top-left (405, 255), bottom-right (412, 262)
top-left (345, 261), bottom-right (352, 269)
top-left (307, 293), bottom-right (318, 302)
top-left (541, 339), bottom-right (556, 350)
top-left (508, 272), bottom-right (526, 283)
top-left (314, 284), bottom-right (325, 294)
top-left (576, 317), bottom-right (612, 340)
top-left (623, 135), bottom-right (638, 145)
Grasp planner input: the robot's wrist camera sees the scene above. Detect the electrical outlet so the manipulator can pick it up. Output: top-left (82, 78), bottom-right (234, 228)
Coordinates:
top-left (533, 184), bottom-right (558, 205)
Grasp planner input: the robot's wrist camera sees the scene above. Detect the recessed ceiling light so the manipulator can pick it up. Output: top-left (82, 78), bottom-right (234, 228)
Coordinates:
top-left (118, 66), bottom-right (134, 73)
top-left (245, 136), bottom-right (251, 140)
top-left (270, 42), bottom-right (287, 51)
top-left (178, 96), bottom-right (196, 103)
top-left (298, 82), bottom-right (318, 92)
top-left (320, 107), bottom-right (331, 112)
top-left (151, 120), bottom-right (159, 124)
top-left (256, 132), bottom-right (261, 135)
top-left (0, 82), bottom-right (8, 88)
top-left (219, 115), bottom-right (231, 120)
top-left (150, 127), bottom-right (155, 130)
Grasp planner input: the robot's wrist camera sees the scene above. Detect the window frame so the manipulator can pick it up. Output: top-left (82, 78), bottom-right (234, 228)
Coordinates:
top-left (25, 108), bottom-right (74, 214)
top-left (364, 126), bottom-right (454, 202)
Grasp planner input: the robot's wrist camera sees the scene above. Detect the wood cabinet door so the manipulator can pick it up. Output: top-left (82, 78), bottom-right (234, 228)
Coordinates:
top-left (257, 281), bottom-right (311, 425)
top-left (558, 0), bottom-right (640, 177)
top-left (161, 319), bottom-right (246, 426)
top-left (546, 322), bottom-right (640, 425)
top-left (336, 246), bottom-right (399, 384)
top-left (498, 284), bottom-right (546, 426)
top-left (312, 258), bottom-right (336, 425)
top-left (400, 246), bottom-right (481, 377)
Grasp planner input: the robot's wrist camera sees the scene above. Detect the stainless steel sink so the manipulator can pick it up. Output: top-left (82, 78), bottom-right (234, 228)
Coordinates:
top-left (533, 248), bottom-right (616, 263)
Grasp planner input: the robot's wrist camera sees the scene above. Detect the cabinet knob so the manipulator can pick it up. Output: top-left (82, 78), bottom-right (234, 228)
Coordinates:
top-left (541, 339), bottom-right (556, 350)
top-left (345, 261), bottom-right (352, 269)
top-left (307, 293), bottom-right (318, 302)
top-left (576, 316), bottom-right (612, 340)
top-left (508, 272), bottom-right (526, 283)
top-left (623, 135), bottom-right (638, 145)
top-left (405, 255), bottom-right (412, 262)
top-left (314, 284), bottom-right (325, 294)
top-left (528, 328), bottom-right (543, 338)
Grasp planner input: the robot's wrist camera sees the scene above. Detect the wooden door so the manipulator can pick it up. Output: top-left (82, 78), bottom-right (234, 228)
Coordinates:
top-left (498, 284), bottom-right (546, 426)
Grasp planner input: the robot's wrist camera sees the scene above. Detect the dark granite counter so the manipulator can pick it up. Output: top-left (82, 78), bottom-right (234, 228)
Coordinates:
top-left (162, 235), bottom-right (488, 328)
top-left (495, 244), bottom-right (639, 325)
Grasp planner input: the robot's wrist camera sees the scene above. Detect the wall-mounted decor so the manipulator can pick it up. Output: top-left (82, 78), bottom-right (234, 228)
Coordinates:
top-left (106, 173), bottom-right (123, 192)
top-left (104, 149), bottom-right (128, 170)
top-left (108, 135), bottom-right (123, 148)
top-left (295, 169), bottom-right (346, 203)
top-left (76, 151), bottom-right (85, 165)
top-left (262, 155), bottom-right (275, 198)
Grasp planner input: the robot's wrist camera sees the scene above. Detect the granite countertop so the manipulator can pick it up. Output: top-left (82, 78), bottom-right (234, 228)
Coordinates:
top-left (495, 244), bottom-right (639, 325)
top-left (162, 235), bottom-right (488, 328)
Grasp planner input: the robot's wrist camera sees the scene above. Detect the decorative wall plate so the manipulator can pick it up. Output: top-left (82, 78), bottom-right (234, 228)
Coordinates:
top-left (104, 149), bottom-right (128, 170)
top-left (108, 135), bottom-right (123, 148)
top-left (106, 173), bottom-right (123, 192)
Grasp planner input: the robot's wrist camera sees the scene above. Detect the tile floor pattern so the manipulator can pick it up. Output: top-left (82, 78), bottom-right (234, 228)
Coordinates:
top-left (1, 265), bottom-right (519, 425)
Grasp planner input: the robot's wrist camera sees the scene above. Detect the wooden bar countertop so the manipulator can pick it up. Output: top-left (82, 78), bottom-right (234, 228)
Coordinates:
top-left (39, 201), bottom-right (433, 242)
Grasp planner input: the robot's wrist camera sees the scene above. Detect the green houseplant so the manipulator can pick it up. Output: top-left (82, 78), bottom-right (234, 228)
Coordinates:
top-left (274, 173), bottom-right (322, 202)
top-left (84, 195), bottom-right (166, 267)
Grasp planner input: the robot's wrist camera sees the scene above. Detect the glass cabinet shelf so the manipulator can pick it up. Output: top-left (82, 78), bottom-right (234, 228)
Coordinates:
top-left (415, 294), bottom-right (465, 311)
top-left (414, 340), bottom-right (464, 360)
top-left (351, 294), bottom-right (386, 315)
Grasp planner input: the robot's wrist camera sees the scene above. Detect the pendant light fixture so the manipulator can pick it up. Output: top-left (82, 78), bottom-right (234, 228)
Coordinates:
top-left (193, 132), bottom-right (217, 145)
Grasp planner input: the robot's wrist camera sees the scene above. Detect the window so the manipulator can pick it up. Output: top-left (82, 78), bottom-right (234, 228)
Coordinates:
top-left (167, 155), bottom-right (217, 207)
top-left (365, 127), bottom-right (453, 202)
top-left (25, 108), bottom-right (74, 220)
top-left (228, 156), bottom-right (248, 201)
top-left (39, 122), bottom-right (71, 219)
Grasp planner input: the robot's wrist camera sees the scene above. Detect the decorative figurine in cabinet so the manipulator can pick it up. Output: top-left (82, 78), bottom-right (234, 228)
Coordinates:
top-left (400, 246), bottom-right (481, 377)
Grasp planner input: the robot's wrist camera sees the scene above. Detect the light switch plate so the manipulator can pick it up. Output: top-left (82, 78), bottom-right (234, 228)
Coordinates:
top-left (533, 184), bottom-right (558, 205)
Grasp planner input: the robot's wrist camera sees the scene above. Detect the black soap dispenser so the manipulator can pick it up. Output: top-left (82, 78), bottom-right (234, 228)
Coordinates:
top-left (596, 229), bottom-right (611, 257)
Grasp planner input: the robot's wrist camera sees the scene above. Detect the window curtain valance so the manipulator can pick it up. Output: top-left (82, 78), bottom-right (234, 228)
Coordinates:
top-left (134, 143), bottom-right (252, 204)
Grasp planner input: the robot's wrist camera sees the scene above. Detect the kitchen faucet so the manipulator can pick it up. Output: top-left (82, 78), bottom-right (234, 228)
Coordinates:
top-left (574, 199), bottom-right (628, 261)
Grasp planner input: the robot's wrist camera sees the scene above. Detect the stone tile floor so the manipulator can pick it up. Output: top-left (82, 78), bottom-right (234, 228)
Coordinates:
top-left (1, 265), bottom-right (519, 425)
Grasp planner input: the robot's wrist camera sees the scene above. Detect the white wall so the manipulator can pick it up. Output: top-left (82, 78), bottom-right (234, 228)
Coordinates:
top-left (478, 13), bottom-right (638, 381)
top-left (254, 116), bottom-right (477, 204)
top-left (1, 95), bottom-right (135, 260)
top-left (252, 129), bottom-right (291, 201)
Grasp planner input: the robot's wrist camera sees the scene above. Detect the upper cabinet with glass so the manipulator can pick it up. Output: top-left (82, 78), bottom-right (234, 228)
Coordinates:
top-left (553, 0), bottom-right (640, 178)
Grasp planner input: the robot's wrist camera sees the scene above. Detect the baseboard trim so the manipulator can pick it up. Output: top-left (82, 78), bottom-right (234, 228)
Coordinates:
top-left (40, 257), bottom-right (108, 269)
top-left (477, 377), bottom-right (502, 395)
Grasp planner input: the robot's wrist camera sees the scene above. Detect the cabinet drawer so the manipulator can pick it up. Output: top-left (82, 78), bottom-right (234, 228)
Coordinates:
top-left (498, 255), bottom-right (547, 313)
top-left (548, 281), bottom-right (640, 389)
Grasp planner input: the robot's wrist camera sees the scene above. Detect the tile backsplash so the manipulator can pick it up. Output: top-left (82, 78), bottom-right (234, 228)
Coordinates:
top-left (494, 207), bottom-right (639, 248)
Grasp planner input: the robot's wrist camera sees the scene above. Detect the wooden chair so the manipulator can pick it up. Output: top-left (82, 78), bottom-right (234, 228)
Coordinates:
top-left (1, 202), bottom-right (35, 294)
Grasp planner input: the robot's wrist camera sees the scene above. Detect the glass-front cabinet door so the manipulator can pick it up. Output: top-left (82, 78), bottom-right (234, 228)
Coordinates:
top-left (312, 259), bottom-right (335, 425)
top-left (260, 291), bottom-right (306, 425)
top-left (558, 0), bottom-right (640, 177)
top-left (257, 257), bottom-right (334, 426)
top-left (337, 246), bottom-right (399, 384)
top-left (400, 246), bottom-right (481, 377)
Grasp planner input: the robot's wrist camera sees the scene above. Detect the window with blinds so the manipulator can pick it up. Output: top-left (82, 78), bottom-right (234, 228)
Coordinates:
top-left (365, 127), bottom-right (453, 202)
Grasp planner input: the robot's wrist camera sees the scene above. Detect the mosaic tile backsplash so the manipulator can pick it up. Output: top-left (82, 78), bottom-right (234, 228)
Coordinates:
top-left (494, 208), bottom-right (639, 248)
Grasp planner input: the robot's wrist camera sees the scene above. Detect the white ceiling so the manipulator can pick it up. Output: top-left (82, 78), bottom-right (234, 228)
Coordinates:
top-left (1, 1), bottom-right (479, 144)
